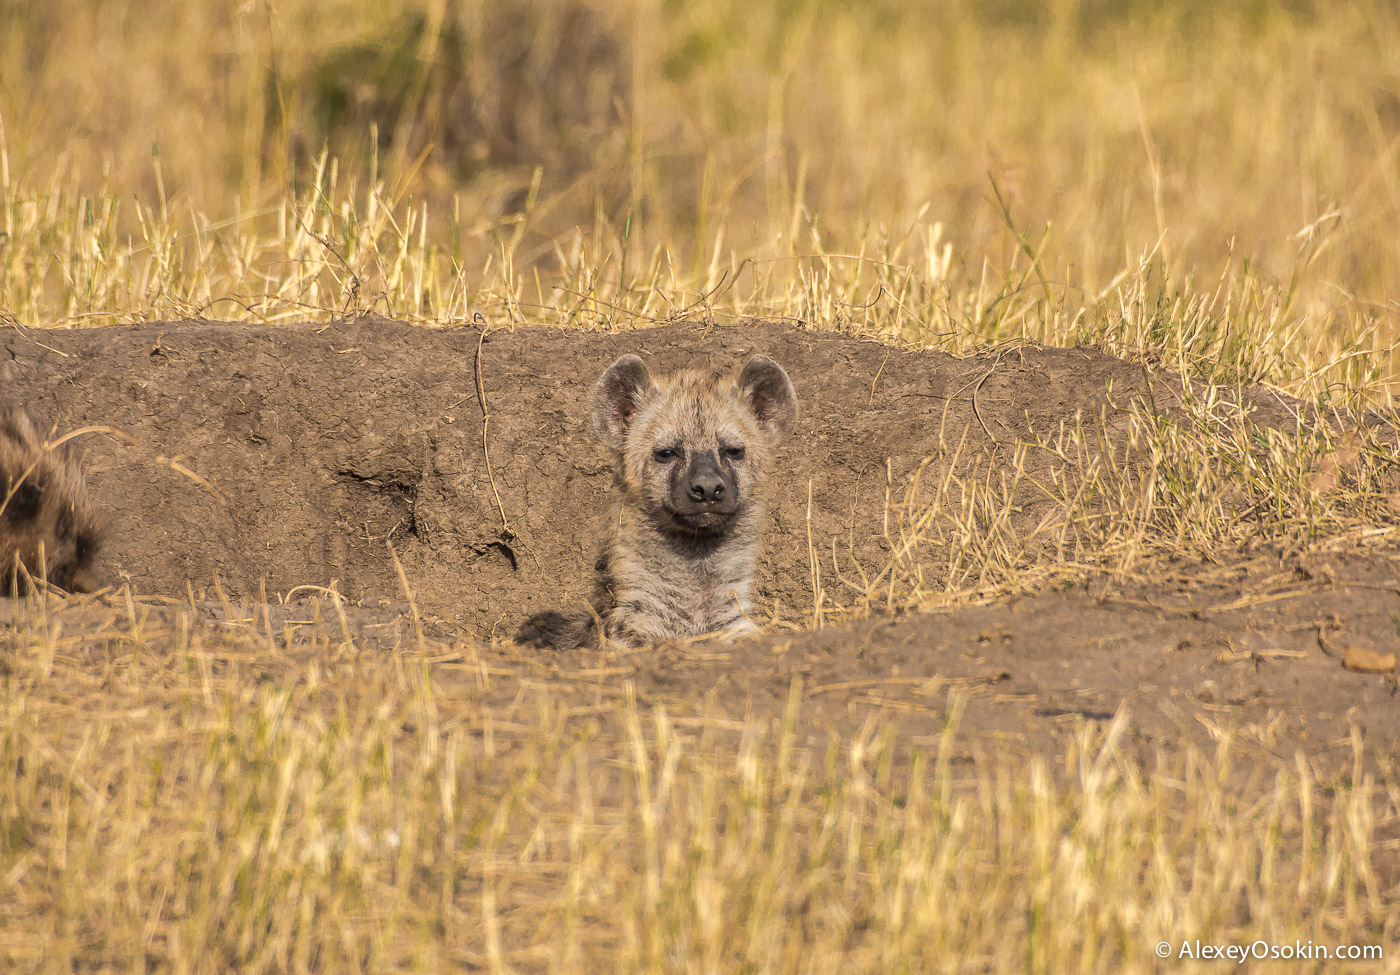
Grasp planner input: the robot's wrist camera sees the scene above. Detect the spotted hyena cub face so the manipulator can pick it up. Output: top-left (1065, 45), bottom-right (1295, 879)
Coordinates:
top-left (0, 407), bottom-right (102, 594)
top-left (591, 354), bottom-right (798, 536)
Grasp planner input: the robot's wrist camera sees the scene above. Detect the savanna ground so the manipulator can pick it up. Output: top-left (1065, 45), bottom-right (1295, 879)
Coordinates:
top-left (3, 1), bottom-right (1400, 971)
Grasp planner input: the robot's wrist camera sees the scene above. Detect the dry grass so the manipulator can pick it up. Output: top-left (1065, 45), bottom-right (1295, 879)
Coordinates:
top-left (3, 594), bottom-right (1398, 973)
top-left (803, 374), bottom-right (1400, 624)
top-left (5, 0), bottom-right (1400, 970)
top-left (3, 0), bottom-right (1399, 399)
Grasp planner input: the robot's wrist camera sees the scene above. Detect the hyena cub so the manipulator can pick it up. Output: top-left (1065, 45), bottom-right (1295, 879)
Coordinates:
top-left (0, 405), bottom-right (102, 594)
top-left (519, 353), bottom-right (798, 649)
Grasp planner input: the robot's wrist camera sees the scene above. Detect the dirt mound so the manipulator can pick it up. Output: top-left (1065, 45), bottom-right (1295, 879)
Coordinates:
top-left (6, 316), bottom-right (1400, 761)
top-left (3, 316), bottom-right (1163, 628)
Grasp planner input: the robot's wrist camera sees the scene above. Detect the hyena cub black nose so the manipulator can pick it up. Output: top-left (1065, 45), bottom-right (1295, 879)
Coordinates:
top-left (0, 406), bottom-right (103, 595)
top-left (517, 352), bottom-right (798, 650)
top-left (684, 453), bottom-right (730, 505)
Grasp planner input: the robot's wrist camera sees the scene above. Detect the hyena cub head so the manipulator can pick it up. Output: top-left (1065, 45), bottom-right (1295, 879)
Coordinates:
top-left (591, 354), bottom-right (798, 537)
top-left (0, 407), bottom-right (102, 595)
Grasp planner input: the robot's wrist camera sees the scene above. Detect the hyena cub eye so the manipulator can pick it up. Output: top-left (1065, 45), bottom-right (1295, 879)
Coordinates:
top-left (722, 445), bottom-right (746, 461)
top-left (653, 447), bottom-right (679, 463)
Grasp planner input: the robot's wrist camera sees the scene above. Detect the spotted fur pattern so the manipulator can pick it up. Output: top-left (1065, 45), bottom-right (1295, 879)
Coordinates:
top-left (0, 406), bottom-right (102, 594)
top-left (518, 354), bottom-right (798, 649)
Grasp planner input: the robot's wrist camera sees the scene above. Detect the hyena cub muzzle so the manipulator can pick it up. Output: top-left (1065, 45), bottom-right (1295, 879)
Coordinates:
top-left (518, 353), bottom-right (798, 649)
top-left (0, 405), bottom-right (102, 595)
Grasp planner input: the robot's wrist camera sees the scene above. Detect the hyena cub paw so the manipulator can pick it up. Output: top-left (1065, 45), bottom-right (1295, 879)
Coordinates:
top-left (515, 609), bottom-right (597, 651)
top-left (0, 405), bottom-right (103, 595)
top-left (516, 351), bottom-right (797, 650)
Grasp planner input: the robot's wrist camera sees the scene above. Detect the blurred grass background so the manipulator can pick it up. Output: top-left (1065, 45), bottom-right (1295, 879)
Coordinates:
top-left (2, 0), bottom-right (1398, 397)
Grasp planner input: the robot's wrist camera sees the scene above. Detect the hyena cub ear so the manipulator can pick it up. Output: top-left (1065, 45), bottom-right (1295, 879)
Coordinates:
top-left (591, 354), bottom-right (655, 448)
top-left (737, 355), bottom-right (799, 440)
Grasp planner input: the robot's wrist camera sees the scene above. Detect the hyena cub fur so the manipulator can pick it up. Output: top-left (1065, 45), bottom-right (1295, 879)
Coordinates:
top-left (519, 353), bottom-right (798, 649)
top-left (0, 405), bottom-right (102, 595)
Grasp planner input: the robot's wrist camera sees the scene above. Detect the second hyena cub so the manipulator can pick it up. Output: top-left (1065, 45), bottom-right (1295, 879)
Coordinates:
top-left (0, 405), bottom-right (102, 595)
top-left (520, 353), bottom-right (798, 649)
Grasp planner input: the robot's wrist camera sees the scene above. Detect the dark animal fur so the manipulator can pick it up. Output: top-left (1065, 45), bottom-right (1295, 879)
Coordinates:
top-left (0, 405), bottom-right (102, 594)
